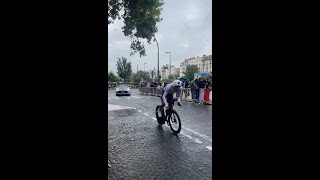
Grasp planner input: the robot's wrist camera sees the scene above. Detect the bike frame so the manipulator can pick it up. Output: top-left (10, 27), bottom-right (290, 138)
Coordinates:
top-left (167, 99), bottom-right (177, 120)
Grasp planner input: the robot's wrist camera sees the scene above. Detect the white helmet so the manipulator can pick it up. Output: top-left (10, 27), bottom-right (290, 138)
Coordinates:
top-left (172, 80), bottom-right (182, 87)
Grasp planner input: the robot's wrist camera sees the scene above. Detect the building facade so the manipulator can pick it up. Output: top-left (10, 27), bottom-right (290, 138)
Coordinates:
top-left (180, 54), bottom-right (212, 77)
top-left (160, 64), bottom-right (179, 80)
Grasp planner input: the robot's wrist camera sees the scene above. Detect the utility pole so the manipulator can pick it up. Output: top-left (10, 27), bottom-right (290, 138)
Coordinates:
top-left (165, 51), bottom-right (171, 77)
top-left (154, 37), bottom-right (160, 84)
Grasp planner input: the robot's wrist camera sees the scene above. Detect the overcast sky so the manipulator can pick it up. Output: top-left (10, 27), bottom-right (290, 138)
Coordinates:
top-left (108, 0), bottom-right (212, 74)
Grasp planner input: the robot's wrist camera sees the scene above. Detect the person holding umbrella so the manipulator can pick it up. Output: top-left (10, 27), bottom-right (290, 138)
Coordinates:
top-left (196, 72), bottom-right (212, 104)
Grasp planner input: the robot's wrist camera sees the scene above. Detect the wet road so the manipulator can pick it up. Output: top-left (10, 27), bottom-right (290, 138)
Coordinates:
top-left (107, 89), bottom-right (212, 179)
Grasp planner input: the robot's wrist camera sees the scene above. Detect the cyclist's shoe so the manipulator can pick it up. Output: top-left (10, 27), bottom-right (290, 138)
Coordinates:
top-left (177, 102), bottom-right (182, 106)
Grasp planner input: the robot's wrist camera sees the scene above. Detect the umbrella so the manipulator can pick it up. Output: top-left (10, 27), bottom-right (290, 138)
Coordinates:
top-left (197, 72), bottom-right (212, 77)
top-left (179, 77), bottom-right (189, 83)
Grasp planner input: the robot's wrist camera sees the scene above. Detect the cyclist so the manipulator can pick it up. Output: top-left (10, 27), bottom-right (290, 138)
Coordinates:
top-left (160, 80), bottom-right (183, 121)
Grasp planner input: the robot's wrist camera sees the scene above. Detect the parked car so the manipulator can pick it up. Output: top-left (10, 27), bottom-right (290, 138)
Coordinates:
top-left (115, 84), bottom-right (131, 96)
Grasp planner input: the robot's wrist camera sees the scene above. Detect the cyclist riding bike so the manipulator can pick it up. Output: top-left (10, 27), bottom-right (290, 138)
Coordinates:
top-left (160, 80), bottom-right (183, 120)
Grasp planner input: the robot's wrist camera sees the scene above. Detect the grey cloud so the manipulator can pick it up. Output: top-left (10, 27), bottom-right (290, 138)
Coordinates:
top-left (108, 0), bottom-right (212, 75)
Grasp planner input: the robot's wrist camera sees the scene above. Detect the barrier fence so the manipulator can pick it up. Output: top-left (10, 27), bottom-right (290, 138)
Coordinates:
top-left (108, 83), bottom-right (141, 89)
top-left (139, 87), bottom-right (212, 105)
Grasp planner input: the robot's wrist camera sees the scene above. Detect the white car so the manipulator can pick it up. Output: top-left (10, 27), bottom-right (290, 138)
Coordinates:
top-left (115, 84), bottom-right (131, 96)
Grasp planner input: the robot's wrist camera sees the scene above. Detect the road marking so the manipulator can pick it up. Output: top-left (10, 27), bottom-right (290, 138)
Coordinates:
top-left (108, 104), bottom-right (135, 111)
top-left (184, 127), bottom-right (212, 142)
top-left (152, 117), bottom-right (157, 121)
top-left (114, 97), bottom-right (120, 100)
top-left (127, 97), bottom-right (131, 99)
top-left (206, 146), bottom-right (212, 151)
top-left (194, 138), bottom-right (203, 144)
top-left (131, 96), bottom-right (141, 98)
top-left (137, 110), bottom-right (142, 113)
top-left (184, 134), bottom-right (193, 139)
top-left (143, 113), bottom-right (149, 116)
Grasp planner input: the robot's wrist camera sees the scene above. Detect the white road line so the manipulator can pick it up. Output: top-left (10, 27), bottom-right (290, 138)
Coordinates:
top-left (152, 117), bottom-right (157, 121)
top-left (194, 138), bottom-right (203, 144)
top-left (127, 97), bottom-right (131, 99)
top-left (108, 104), bottom-right (135, 111)
top-left (184, 134), bottom-right (193, 139)
top-left (206, 146), bottom-right (212, 151)
top-left (137, 110), bottom-right (142, 113)
top-left (184, 127), bottom-right (212, 142)
top-left (131, 96), bottom-right (141, 98)
top-left (114, 97), bottom-right (120, 100)
top-left (143, 113), bottom-right (149, 116)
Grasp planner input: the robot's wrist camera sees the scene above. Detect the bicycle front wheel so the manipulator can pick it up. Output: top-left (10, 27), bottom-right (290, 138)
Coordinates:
top-left (168, 110), bottom-right (181, 134)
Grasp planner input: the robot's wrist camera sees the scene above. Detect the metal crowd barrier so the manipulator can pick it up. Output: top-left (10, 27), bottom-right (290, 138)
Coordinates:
top-left (139, 87), bottom-right (212, 104)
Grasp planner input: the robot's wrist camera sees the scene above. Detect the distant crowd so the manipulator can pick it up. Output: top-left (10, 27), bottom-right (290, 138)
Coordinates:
top-left (181, 77), bottom-right (212, 104)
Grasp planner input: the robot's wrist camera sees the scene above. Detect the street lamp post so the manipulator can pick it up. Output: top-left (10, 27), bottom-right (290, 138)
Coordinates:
top-left (154, 37), bottom-right (160, 84)
top-left (144, 63), bottom-right (147, 81)
top-left (165, 51), bottom-right (171, 77)
top-left (144, 62), bottom-right (147, 72)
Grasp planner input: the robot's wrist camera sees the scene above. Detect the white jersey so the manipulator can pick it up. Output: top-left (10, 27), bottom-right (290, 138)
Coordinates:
top-left (162, 83), bottom-right (182, 106)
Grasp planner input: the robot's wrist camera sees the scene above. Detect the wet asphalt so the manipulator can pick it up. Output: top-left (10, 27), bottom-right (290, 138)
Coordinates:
top-left (107, 89), bottom-right (213, 180)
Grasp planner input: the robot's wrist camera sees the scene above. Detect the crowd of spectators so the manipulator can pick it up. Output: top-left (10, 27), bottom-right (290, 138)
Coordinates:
top-left (183, 76), bottom-right (212, 104)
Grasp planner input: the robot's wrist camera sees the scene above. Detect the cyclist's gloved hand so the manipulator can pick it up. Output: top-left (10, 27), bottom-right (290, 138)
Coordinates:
top-left (177, 102), bottom-right (182, 106)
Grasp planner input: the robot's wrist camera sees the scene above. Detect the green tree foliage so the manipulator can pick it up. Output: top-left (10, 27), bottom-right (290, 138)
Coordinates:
top-left (168, 74), bottom-right (175, 80)
top-left (116, 57), bottom-right (132, 81)
top-left (107, 0), bottom-right (164, 57)
top-left (108, 71), bottom-right (120, 82)
top-left (131, 70), bottom-right (150, 83)
top-left (183, 65), bottom-right (199, 81)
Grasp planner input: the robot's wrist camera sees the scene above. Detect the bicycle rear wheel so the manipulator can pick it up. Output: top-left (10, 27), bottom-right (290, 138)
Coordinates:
top-left (168, 110), bottom-right (181, 134)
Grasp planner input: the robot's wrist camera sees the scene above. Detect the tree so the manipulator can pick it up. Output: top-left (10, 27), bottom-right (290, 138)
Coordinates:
top-left (107, 0), bottom-right (165, 57)
top-left (150, 70), bottom-right (155, 81)
top-left (108, 71), bottom-right (119, 82)
top-left (131, 70), bottom-right (144, 83)
top-left (116, 57), bottom-right (132, 81)
top-left (183, 65), bottom-right (199, 80)
top-left (168, 75), bottom-right (175, 80)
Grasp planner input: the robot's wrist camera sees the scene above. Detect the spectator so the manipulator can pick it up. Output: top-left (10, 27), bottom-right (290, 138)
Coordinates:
top-left (198, 77), bottom-right (206, 104)
top-left (191, 80), bottom-right (197, 100)
top-left (151, 82), bottom-right (157, 95)
top-left (205, 79), bottom-right (210, 89)
top-left (204, 79), bottom-right (211, 103)
top-left (182, 80), bottom-right (189, 101)
top-left (194, 77), bottom-right (200, 102)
